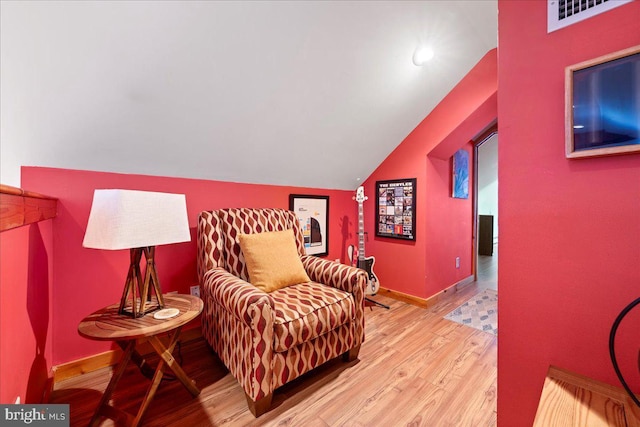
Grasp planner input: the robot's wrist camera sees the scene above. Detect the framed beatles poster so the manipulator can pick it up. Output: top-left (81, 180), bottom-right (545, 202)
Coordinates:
top-left (375, 178), bottom-right (416, 241)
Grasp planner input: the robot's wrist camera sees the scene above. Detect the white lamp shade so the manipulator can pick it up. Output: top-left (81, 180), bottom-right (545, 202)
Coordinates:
top-left (83, 189), bottom-right (191, 250)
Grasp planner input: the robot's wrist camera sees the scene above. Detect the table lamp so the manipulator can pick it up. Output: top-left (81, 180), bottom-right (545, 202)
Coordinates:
top-left (83, 189), bottom-right (191, 317)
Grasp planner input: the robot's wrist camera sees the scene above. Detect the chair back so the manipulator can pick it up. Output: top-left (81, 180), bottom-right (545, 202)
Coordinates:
top-left (197, 208), bottom-right (306, 283)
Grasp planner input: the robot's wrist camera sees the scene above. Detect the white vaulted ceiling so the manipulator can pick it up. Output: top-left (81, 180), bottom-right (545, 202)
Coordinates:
top-left (0, 1), bottom-right (497, 190)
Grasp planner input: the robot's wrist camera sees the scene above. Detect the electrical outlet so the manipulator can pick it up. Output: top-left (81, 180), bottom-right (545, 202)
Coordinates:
top-left (190, 285), bottom-right (200, 298)
top-left (455, 257), bottom-right (460, 269)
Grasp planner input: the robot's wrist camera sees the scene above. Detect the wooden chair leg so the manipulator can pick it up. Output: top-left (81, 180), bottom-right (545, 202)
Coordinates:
top-left (245, 392), bottom-right (273, 417)
top-left (342, 344), bottom-right (361, 362)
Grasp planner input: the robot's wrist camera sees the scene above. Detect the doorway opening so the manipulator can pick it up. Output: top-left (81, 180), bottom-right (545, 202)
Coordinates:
top-left (473, 125), bottom-right (498, 290)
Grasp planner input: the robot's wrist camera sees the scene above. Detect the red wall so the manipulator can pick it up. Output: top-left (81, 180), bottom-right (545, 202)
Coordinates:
top-left (498, 1), bottom-right (640, 425)
top-left (0, 221), bottom-right (54, 404)
top-left (363, 50), bottom-right (497, 298)
top-left (18, 166), bottom-right (357, 366)
top-left (425, 142), bottom-right (474, 296)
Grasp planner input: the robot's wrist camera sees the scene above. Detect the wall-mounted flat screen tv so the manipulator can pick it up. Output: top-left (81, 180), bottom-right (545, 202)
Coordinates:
top-left (566, 45), bottom-right (640, 159)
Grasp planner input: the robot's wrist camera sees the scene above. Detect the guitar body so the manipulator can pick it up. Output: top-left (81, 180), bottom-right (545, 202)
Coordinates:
top-left (358, 256), bottom-right (380, 295)
top-left (353, 186), bottom-right (381, 296)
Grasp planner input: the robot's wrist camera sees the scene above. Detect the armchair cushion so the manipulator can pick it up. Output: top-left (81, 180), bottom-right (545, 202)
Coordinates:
top-left (239, 229), bottom-right (311, 293)
top-left (271, 282), bottom-right (355, 352)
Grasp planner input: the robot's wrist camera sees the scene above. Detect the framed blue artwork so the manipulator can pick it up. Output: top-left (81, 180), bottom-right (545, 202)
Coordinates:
top-left (452, 149), bottom-right (469, 199)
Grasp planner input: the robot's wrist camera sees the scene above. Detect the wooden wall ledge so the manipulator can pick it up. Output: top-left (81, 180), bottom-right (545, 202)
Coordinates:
top-left (534, 365), bottom-right (640, 427)
top-left (0, 184), bottom-right (57, 232)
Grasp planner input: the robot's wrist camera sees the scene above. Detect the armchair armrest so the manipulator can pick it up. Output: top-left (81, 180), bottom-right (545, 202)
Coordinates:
top-left (201, 267), bottom-right (275, 403)
top-left (203, 268), bottom-right (274, 325)
top-left (301, 256), bottom-right (368, 296)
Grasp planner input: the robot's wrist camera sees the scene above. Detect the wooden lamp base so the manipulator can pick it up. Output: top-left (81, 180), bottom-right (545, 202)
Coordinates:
top-left (119, 246), bottom-right (165, 318)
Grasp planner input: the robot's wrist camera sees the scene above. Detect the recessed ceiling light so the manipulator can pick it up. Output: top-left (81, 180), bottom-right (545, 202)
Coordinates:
top-left (413, 46), bottom-right (434, 66)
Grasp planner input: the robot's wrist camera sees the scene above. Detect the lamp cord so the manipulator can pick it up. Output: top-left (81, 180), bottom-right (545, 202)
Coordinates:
top-left (608, 296), bottom-right (640, 408)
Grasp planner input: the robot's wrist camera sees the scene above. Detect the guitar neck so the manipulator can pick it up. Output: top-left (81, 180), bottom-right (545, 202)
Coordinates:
top-left (358, 201), bottom-right (365, 259)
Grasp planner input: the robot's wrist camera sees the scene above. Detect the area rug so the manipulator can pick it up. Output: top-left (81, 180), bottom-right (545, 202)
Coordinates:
top-left (444, 289), bottom-right (498, 335)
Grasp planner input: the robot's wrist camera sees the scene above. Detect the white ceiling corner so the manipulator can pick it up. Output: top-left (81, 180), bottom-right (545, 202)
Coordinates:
top-left (0, 1), bottom-right (498, 190)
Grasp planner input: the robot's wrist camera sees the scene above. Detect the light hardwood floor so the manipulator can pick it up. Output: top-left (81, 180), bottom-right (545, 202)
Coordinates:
top-left (50, 284), bottom-right (497, 426)
top-left (476, 242), bottom-right (497, 291)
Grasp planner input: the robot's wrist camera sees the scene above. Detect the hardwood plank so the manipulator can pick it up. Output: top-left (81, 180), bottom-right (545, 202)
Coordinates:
top-left (424, 331), bottom-right (495, 393)
top-left (430, 360), bottom-right (497, 427)
top-left (534, 376), bottom-right (579, 427)
top-left (549, 366), bottom-right (636, 403)
top-left (50, 286), bottom-right (500, 426)
top-left (573, 386), bottom-right (627, 427)
top-left (376, 376), bottom-right (447, 426)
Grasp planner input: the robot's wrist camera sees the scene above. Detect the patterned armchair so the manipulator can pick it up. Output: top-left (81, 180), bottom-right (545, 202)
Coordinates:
top-left (197, 208), bottom-right (368, 417)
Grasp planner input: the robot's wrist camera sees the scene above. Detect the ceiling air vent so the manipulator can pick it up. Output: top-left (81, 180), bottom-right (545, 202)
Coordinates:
top-left (547, 0), bottom-right (633, 33)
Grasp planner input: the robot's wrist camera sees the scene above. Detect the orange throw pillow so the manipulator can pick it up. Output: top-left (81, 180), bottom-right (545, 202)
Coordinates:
top-left (238, 229), bottom-right (311, 293)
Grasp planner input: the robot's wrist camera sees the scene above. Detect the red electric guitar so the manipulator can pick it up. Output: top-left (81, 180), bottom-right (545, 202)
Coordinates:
top-left (350, 186), bottom-right (380, 296)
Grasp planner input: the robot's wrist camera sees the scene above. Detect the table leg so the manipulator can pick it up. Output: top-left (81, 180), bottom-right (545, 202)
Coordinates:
top-left (88, 329), bottom-right (200, 427)
top-left (132, 357), bottom-right (166, 427)
top-left (131, 328), bottom-right (200, 426)
top-left (89, 340), bottom-right (136, 427)
top-left (116, 341), bottom-right (156, 379)
top-left (147, 329), bottom-right (200, 396)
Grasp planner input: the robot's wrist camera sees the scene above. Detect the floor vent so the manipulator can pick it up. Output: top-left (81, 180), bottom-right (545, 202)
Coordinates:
top-left (547, 0), bottom-right (633, 33)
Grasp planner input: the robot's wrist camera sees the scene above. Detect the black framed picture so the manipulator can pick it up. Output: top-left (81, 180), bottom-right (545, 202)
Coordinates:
top-left (289, 194), bottom-right (329, 256)
top-left (375, 178), bottom-right (416, 241)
